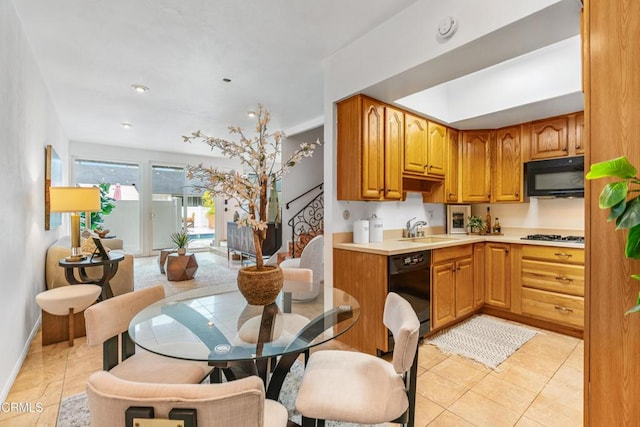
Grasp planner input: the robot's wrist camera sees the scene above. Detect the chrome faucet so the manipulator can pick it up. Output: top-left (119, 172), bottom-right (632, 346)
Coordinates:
top-left (405, 218), bottom-right (428, 238)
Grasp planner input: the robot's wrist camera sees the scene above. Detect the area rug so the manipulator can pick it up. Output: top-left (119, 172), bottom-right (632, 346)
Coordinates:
top-left (133, 252), bottom-right (242, 296)
top-left (426, 315), bottom-right (537, 369)
top-left (57, 360), bottom-right (383, 427)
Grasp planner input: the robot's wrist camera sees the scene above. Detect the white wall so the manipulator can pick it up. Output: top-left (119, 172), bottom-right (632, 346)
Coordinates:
top-left (281, 127), bottom-right (324, 245)
top-left (323, 0), bottom-right (576, 284)
top-left (0, 0), bottom-right (68, 401)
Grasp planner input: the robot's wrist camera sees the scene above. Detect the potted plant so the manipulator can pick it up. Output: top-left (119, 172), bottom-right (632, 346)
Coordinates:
top-left (170, 230), bottom-right (193, 255)
top-left (467, 216), bottom-right (486, 234)
top-left (184, 104), bottom-right (317, 305)
top-left (81, 183), bottom-right (116, 232)
top-left (586, 156), bottom-right (640, 314)
top-left (202, 190), bottom-right (216, 229)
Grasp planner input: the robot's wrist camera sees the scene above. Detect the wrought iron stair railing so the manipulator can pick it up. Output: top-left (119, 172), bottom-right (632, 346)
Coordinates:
top-left (286, 183), bottom-right (324, 258)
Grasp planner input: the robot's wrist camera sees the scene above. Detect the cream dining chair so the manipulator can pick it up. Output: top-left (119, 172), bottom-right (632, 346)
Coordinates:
top-left (295, 292), bottom-right (420, 427)
top-left (86, 370), bottom-right (288, 427)
top-left (84, 285), bottom-right (211, 384)
top-left (279, 234), bottom-right (324, 301)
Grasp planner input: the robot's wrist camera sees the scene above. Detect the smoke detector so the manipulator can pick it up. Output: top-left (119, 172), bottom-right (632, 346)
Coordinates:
top-left (437, 16), bottom-right (458, 41)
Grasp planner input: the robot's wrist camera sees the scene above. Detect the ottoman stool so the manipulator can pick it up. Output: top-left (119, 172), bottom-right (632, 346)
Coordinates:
top-left (36, 285), bottom-right (102, 346)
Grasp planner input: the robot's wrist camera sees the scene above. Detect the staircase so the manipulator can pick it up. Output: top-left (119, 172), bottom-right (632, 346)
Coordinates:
top-left (286, 183), bottom-right (324, 258)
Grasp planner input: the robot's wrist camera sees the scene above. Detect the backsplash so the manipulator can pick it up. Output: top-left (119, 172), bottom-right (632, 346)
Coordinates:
top-left (335, 193), bottom-right (446, 232)
top-left (333, 194), bottom-right (584, 234)
top-left (471, 198), bottom-right (585, 232)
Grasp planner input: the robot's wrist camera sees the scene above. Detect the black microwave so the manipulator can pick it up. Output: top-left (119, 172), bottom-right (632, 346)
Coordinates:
top-left (525, 156), bottom-right (584, 198)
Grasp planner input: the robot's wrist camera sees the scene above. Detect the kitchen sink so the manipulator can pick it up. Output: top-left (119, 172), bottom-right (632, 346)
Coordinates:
top-left (399, 236), bottom-right (456, 243)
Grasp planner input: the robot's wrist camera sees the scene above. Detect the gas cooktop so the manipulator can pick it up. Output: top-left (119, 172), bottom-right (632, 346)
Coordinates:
top-left (520, 234), bottom-right (584, 243)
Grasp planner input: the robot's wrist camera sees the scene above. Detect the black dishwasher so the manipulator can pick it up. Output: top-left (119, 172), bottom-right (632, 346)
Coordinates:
top-left (387, 250), bottom-right (431, 350)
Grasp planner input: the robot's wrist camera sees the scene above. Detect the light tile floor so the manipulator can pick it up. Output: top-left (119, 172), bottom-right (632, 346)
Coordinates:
top-left (0, 322), bottom-right (583, 426)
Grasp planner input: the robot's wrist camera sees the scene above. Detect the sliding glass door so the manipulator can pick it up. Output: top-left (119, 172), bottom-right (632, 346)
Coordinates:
top-left (151, 164), bottom-right (215, 251)
top-left (73, 159), bottom-right (142, 253)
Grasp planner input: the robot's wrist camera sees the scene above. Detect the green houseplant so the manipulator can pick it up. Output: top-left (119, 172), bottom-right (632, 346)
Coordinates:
top-left (467, 216), bottom-right (486, 234)
top-left (81, 183), bottom-right (116, 231)
top-left (586, 156), bottom-right (640, 313)
top-left (202, 190), bottom-right (216, 228)
top-left (170, 230), bottom-right (193, 255)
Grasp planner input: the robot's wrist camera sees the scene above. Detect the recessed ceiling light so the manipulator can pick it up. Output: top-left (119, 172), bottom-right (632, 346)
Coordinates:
top-left (121, 122), bottom-right (133, 129)
top-left (222, 78), bottom-right (232, 83)
top-left (131, 84), bottom-right (149, 93)
top-left (247, 111), bottom-right (256, 118)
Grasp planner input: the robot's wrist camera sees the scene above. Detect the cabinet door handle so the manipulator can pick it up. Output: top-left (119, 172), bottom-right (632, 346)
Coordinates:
top-left (451, 268), bottom-right (456, 272)
top-left (554, 305), bottom-right (574, 313)
top-left (515, 192), bottom-right (519, 197)
top-left (487, 193), bottom-right (491, 198)
top-left (555, 276), bottom-right (573, 283)
top-left (554, 252), bottom-right (573, 258)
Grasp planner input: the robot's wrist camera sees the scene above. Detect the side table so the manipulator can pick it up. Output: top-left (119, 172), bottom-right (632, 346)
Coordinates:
top-left (58, 253), bottom-right (125, 300)
top-left (166, 253), bottom-right (198, 281)
top-left (158, 248), bottom-right (177, 274)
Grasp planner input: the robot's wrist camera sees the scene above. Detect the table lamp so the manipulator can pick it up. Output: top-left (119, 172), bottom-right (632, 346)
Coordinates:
top-left (50, 187), bottom-right (101, 261)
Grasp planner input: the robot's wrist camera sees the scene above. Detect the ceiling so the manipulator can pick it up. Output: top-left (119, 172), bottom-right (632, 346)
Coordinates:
top-left (12, 0), bottom-right (419, 156)
top-left (13, 0), bottom-right (583, 158)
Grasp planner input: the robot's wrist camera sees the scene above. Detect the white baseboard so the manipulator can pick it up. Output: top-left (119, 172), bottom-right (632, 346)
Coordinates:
top-left (0, 315), bottom-right (41, 402)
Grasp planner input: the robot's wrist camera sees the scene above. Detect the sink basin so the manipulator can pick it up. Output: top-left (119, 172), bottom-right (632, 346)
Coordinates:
top-left (399, 236), bottom-right (456, 244)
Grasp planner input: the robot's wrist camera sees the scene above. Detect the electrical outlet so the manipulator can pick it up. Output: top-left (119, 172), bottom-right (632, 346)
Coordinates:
top-left (428, 210), bottom-right (434, 219)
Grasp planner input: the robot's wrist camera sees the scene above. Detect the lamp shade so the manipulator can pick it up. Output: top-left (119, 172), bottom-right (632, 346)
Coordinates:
top-left (49, 187), bottom-right (101, 213)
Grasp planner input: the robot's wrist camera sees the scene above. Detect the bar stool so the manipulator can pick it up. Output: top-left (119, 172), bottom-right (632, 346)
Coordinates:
top-left (36, 285), bottom-right (101, 346)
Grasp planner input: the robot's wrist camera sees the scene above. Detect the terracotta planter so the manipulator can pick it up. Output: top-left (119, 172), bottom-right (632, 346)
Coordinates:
top-left (237, 265), bottom-right (283, 305)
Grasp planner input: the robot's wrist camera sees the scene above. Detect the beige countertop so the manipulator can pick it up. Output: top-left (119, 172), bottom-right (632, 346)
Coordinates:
top-left (333, 231), bottom-right (584, 256)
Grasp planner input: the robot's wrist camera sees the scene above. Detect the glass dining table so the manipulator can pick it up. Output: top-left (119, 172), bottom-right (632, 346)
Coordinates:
top-left (128, 282), bottom-right (360, 400)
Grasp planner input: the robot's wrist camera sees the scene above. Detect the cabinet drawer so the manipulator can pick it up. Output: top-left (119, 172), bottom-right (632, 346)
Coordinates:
top-left (521, 259), bottom-right (584, 296)
top-left (522, 245), bottom-right (584, 264)
top-left (433, 244), bottom-right (473, 263)
top-left (522, 288), bottom-right (584, 328)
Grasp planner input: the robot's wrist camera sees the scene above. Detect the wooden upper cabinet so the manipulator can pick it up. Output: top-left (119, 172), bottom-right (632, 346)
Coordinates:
top-left (403, 113), bottom-right (445, 179)
top-left (361, 98), bottom-right (385, 199)
top-left (445, 128), bottom-right (460, 203)
top-left (492, 126), bottom-right (523, 202)
top-left (574, 111), bottom-right (584, 155)
top-left (384, 107), bottom-right (404, 200)
top-left (529, 112), bottom-right (584, 160)
top-left (403, 113), bottom-right (428, 175)
top-left (461, 130), bottom-right (491, 203)
top-left (427, 122), bottom-right (446, 177)
top-left (530, 116), bottom-right (569, 160)
top-left (336, 95), bottom-right (401, 201)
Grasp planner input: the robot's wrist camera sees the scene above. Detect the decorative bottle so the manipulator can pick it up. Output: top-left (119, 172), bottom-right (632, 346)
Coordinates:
top-left (493, 217), bottom-right (501, 234)
top-left (485, 207), bottom-right (491, 234)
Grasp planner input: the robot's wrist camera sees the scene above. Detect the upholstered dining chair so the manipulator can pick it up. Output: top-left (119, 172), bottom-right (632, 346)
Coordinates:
top-left (295, 292), bottom-right (420, 427)
top-left (86, 370), bottom-right (289, 427)
top-left (279, 234), bottom-right (324, 301)
top-left (84, 285), bottom-right (211, 384)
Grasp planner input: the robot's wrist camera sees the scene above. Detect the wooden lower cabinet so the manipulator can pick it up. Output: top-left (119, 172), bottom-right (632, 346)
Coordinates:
top-left (473, 243), bottom-right (485, 308)
top-left (431, 245), bottom-right (474, 329)
top-left (485, 243), bottom-right (511, 309)
top-left (519, 245), bottom-right (585, 329)
top-left (333, 248), bottom-right (388, 355)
